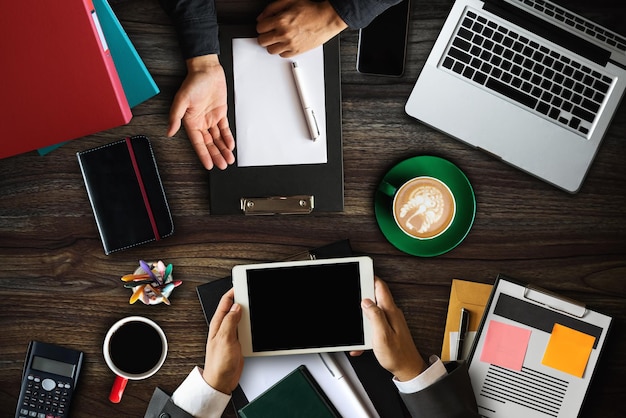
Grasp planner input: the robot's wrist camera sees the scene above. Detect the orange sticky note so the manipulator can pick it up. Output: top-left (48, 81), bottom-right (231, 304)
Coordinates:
top-left (542, 323), bottom-right (595, 378)
top-left (480, 320), bottom-right (531, 371)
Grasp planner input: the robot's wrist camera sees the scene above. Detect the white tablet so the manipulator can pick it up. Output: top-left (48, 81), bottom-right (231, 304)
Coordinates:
top-left (232, 256), bottom-right (375, 357)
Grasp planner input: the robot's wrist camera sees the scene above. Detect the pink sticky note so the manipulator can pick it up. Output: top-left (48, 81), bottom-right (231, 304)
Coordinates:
top-left (480, 320), bottom-right (532, 371)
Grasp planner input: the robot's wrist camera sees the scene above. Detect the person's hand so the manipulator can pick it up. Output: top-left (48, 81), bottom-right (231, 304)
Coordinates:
top-left (256, 0), bottom-right (348, 57)
top-left (202, 288), bottom-right (244, 394)
top-left (167, 54), bottom-right (235, 170)
top-left (352, 277), bottom-right (427, 382)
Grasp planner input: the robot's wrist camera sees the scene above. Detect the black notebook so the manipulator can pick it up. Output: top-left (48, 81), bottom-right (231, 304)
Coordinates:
top-left (77, 135), bottom-right (174, 255)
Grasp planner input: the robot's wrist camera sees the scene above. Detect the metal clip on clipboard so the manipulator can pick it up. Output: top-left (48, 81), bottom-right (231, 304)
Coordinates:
top-left (240, 195), bottom-right (314, 215)
top-left (523, 284), bottom-right (587, 318)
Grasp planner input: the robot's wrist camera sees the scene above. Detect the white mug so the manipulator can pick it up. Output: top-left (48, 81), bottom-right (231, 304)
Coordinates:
top-left (103, 316), bottom-right (167, 403)
top-left (380, 176), bottom-right (456, 240)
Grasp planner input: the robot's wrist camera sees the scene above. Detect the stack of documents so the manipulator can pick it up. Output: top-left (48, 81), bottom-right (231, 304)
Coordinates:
top-left (441, 279), bottom-right (493, 361)
top-left (239, 352), bottom-right (379, 418)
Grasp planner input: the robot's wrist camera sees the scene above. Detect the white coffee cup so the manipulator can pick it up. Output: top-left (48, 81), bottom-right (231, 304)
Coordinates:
top-left (103, 316), bottom-right (167, 403)
top-left (380, 176), bottom-right (456, 239)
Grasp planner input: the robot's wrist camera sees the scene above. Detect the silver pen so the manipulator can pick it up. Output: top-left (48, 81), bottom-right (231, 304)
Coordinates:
top-left (319, 352), bottom-right (371, 417)
top-left (291, 61), bottom-right (320, 141)
top-left (456, 308), bottom-right (470, 361)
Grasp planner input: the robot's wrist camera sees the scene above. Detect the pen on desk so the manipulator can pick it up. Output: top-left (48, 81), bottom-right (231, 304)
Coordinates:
top-left (319, 352), bottom-right (371, 418)
top-left (456, 308), bottom-right (470, 361)
top-left (291, 61), bottom-right (320, 141)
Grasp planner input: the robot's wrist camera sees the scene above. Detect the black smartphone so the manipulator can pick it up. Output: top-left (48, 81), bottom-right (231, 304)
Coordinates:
top-left (15, 341), bottom-right (84, 418)
top-left (356, 0), bottom-right (411, 77)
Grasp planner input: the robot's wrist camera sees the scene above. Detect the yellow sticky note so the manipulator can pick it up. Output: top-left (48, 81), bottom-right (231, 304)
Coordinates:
top-left (542, 323), bottom-right (595, 378)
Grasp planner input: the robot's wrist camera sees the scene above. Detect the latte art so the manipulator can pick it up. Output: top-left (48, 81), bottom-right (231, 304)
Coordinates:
top-left (399, 185), bottom-right (447, 233)
top-left (393, 177), bottom-right (456, 239)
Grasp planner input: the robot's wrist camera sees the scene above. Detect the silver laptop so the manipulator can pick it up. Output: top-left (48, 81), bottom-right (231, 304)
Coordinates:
top-left (405, 0), bottom-right (626, 193)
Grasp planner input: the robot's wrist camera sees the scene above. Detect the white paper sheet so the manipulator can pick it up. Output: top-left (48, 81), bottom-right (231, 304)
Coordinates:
top-left (238, 352), bottom-right (379, 417)
top-left (449, 330), bottom-right (477, 361)
top-left (232, 38), bottom-right (327, 167)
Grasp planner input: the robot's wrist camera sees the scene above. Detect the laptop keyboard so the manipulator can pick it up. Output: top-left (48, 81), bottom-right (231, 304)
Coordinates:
top-left (441, 9), bottom-right (614, 137)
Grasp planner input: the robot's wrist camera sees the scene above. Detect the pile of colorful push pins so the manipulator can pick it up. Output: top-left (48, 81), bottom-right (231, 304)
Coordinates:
top-left (121, 260), bottom-right (182, 305)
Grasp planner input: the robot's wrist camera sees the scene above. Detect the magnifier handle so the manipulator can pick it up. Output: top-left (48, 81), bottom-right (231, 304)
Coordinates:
top-left (109, 375), bottom-right (128, 403)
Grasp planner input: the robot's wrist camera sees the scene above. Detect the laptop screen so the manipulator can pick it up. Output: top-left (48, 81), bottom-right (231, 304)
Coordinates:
top-left (546, 0), bottom-right (625, 37)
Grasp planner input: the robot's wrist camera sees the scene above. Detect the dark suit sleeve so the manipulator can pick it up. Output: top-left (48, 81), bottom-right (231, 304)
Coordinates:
top-left (399, 361), bottom-right (480, 418)
top-left (144, 387), bottom-right (194, 418)
top-left (158, 0), bottom-right (220, 58)
top-left (328, 0), bottom-right (402, 28)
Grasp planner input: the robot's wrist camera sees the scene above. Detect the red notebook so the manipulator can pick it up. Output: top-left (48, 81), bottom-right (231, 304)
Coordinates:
top-left (0, 0), bottom-right (132, 159)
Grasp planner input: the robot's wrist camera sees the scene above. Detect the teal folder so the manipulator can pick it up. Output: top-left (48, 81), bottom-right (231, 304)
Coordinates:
top-left (38, 0), bottom-right (159, 156)
top-left (93, 0), bottom-right (159, 108)
top-left (238, 365), bottom-right (341, 418)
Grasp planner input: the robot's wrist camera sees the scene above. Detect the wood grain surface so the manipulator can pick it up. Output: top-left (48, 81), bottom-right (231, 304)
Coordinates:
top-left (1, 1), bottom-right (625, 417)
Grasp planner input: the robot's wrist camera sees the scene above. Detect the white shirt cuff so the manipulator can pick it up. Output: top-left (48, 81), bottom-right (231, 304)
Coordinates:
top-left (393, 355), bottom-right (448, 394)
top-left (171, 366), bottom-right (232, 418)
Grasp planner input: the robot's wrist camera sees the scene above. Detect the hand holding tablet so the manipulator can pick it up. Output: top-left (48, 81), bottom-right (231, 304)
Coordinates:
top-left (232, 256), bottom-right (375, 357)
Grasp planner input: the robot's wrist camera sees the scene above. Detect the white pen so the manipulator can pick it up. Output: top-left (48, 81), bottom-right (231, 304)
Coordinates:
top-left (319, 352), bottom-right (372, 417)
top-left (291, 61), bottom-right (320, 141)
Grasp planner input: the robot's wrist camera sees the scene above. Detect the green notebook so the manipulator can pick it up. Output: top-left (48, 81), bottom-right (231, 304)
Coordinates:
top-left (238, 365), bottom-right (342, 418)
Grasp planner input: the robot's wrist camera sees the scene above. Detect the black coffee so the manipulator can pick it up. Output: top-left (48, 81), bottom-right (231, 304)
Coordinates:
top-left (109, 321), bottom-right (163, 375)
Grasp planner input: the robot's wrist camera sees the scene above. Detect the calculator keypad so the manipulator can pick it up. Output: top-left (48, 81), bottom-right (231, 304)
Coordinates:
top-left (18, 374), bottom-right (72, 418)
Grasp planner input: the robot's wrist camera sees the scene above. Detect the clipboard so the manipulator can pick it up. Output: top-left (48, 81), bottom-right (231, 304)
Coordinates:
top-left (208, 25), bottom-right (343, 215)
top-left (467, 274), bottom-right (612, 418)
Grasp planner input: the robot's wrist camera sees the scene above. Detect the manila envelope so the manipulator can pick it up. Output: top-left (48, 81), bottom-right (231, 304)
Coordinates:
top-left (441, 279), bottom-right (493, 361)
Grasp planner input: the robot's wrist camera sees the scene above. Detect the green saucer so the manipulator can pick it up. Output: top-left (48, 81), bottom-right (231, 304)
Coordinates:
top-left (375, 156), bottom-right (476, 257)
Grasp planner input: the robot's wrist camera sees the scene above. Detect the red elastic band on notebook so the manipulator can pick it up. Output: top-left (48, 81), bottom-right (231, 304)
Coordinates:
top-left (126, 137), bottom-right (160, 241)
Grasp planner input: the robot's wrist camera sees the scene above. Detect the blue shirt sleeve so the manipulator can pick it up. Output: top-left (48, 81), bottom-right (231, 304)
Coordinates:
top-left (159, 0), bottom-right (220, 59)
top-left (329, 0), bottom-right (403, 28)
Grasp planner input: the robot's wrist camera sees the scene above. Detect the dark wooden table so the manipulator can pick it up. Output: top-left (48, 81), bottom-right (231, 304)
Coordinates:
top-left (1, 1), bottom-right (625, 417)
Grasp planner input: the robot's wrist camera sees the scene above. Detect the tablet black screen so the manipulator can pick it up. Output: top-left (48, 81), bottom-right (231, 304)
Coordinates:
top-left (246, 262), bottom-right (364, 352)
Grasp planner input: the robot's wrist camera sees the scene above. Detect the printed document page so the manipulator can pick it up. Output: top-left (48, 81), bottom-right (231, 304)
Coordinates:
top-left (468, 279), bottom-right (612, 417)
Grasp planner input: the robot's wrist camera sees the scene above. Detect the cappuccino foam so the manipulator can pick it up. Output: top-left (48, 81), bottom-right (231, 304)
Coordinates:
top-left (393, 177), bottom-right (455, 239)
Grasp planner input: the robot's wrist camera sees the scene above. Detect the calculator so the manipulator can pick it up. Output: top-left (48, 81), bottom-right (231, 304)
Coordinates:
top-left (15, 341), bottom-right (84, 418)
